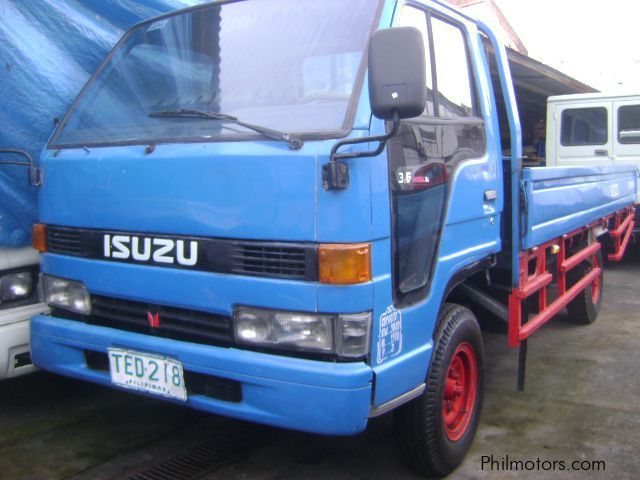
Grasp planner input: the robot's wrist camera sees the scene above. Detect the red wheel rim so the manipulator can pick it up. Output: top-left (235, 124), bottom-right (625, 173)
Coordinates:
top-left (591, 254), bottom-right (601, 305)
top-left (442, 342), bottom-right (478, 441)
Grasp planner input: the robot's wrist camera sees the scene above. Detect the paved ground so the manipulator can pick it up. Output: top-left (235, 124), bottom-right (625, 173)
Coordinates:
top-left (1, 249), bottom-right (638, 479)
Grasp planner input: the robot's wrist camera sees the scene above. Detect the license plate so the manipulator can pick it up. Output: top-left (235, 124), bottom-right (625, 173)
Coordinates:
top-left (107, 348), bottom-right (187, 401)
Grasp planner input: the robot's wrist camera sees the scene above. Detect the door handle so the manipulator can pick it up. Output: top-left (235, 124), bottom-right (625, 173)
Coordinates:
top-left (595, 149), bottom-right (608, 156)
top-left (484, 190), bottom-right (498, 201)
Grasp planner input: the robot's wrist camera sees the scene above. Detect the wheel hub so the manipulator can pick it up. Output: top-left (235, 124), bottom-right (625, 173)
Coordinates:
top-left (442, 342), bottom-right (478, 441)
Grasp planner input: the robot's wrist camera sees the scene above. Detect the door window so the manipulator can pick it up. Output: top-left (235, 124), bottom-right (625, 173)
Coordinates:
top-left (388, 6), bottom-right (484, 306)
top-left (561, 107), bottom-right (608, 146)
top-left (398, 7), bottom-right (435, 116)
top-left (618, 104), bottom-right (640, 144)
top-left (431, 17), bottom-right (474, 118)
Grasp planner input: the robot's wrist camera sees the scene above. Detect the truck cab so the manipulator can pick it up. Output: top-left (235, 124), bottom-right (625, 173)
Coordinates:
top-left (29, 0), bottom-right (636, 476)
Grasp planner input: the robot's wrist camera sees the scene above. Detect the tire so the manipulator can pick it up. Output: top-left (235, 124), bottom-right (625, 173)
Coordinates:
top-left (566, 249), bottom-right (603, 324)
top-left (393, 304), bottom-right (484, 477)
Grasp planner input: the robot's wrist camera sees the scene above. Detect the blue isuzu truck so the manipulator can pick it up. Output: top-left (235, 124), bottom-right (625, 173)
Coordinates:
top-left (29, 0), bottom-right (636, 475)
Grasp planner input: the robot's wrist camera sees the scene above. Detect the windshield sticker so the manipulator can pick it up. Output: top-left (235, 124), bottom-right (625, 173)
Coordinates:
top-left (377, 305), bottom-right (403, 364)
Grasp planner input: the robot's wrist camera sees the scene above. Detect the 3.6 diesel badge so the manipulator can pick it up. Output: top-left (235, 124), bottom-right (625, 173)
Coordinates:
top-left (103, 234), bottom-right (198, 266)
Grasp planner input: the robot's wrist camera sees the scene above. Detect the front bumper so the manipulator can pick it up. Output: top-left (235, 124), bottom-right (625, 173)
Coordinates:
top-left (0, 303), bottom-right (49, 379)
top-left (31, 314), bottom-right (374, 435)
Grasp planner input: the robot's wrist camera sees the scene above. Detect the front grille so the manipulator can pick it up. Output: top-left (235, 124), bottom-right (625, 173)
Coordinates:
top-left (231, 244), bottom-right (309, 278)
top-left (45, 225), bottom-right (317, 281)
top-left (86, 295), bottom-right (233, 346)
top-left (47, 226), bottom-right (85, 256)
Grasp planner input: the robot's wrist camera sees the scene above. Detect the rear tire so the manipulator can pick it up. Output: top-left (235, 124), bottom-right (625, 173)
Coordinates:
top-left (394, 304), bottom-right (484, 477)
top-left (566, 249), bottom-right (603, 324)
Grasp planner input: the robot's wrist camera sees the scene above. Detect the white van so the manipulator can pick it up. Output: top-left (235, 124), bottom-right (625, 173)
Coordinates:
top-left (546, 93), bottom-right (640, 204)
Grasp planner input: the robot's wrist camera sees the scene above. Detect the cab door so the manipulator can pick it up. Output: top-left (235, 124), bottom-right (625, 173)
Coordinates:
top-left (372, 2), bottom-right (499, 406)
top-left (554, 101), bottom-right (613, 166)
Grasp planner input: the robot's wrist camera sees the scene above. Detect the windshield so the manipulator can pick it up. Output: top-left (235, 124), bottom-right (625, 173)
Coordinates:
top-left (50, 0), bottom-right (380, 148)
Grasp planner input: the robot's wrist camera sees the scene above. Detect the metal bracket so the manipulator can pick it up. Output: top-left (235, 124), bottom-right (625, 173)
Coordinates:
top-left (29, 166), bottom-right (43, 186)
top-left (322, 112), bottom-right (401, 191)
top-left (322, 161), bottom-right (350, 191)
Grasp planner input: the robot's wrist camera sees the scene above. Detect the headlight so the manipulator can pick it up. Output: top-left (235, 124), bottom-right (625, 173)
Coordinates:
top-left (335, 311), bottom-right (371, 358)
top-left (39, 274), bottom-right (91, 315)
top-left (234, 306), bottom-right (371, 358)
top-left (0, 272), bottom-right (34, 303)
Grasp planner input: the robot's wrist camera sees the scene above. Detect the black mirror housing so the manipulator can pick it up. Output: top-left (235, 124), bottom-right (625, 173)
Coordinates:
top-left (323, 27), bottom-right (426, 191)
top-left (368, 27), bottom-right (426, 120)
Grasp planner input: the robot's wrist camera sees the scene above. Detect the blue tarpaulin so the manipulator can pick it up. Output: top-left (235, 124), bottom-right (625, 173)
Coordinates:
top-left (0, 0), bottom-right (205, 246)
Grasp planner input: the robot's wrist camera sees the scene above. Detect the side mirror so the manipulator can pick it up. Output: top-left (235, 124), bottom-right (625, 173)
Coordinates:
top-left (368, 27), bottom-right (426, 120)
top-left (322, 27), bottom-right (427, 191)
top-left (0, 149), bottom-right (42, 186)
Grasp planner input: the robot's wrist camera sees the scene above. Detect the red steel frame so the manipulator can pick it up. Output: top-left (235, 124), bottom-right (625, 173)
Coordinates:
top-left (508, 206), bottom-right (635, 348)
top-left (607, 207), bottom-right (636, 261)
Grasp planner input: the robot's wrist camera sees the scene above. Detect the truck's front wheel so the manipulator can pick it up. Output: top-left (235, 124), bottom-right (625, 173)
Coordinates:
top-left (394, 304), bottom-right (484, 477)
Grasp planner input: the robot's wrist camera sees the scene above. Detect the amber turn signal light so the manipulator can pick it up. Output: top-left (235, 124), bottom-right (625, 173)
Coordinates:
top-left (318, 243), bottom-right (371, 284)
top-left (32, 224), bottom-right (47, 253)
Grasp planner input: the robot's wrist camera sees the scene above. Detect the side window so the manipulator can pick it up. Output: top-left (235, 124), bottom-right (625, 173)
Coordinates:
top-left (618, 105), bottom-right (640, 144)
top-left (398, 7), bottom-right (435, 116)
top-left (561, 107), bottom-right (608, 146)
top-left (431, 17), bottom-right (474, 118)
top-left (387, 124), bottom-right (449, 299)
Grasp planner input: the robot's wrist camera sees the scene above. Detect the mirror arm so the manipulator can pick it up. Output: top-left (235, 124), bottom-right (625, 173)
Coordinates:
top-left (323, 111), bottom-right (401, 191)
top-left (0, 149), bottom-right (42, 186)
top-left (330, 111), bottom-right (401, 161)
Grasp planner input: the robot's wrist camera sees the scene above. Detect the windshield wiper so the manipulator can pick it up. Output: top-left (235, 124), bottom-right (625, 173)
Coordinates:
top-left (148, 109), bottom-right (303, 149)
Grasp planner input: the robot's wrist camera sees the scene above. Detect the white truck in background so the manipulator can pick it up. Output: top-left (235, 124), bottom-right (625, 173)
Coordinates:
top-left (0, 246), bottom-right (47, 378)
top-left (545, 93), bottom-right (640, 238)
top-left (546, 93), bottom-right (640, 199)
top-left (0, 148), bottom-right (48, 379)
